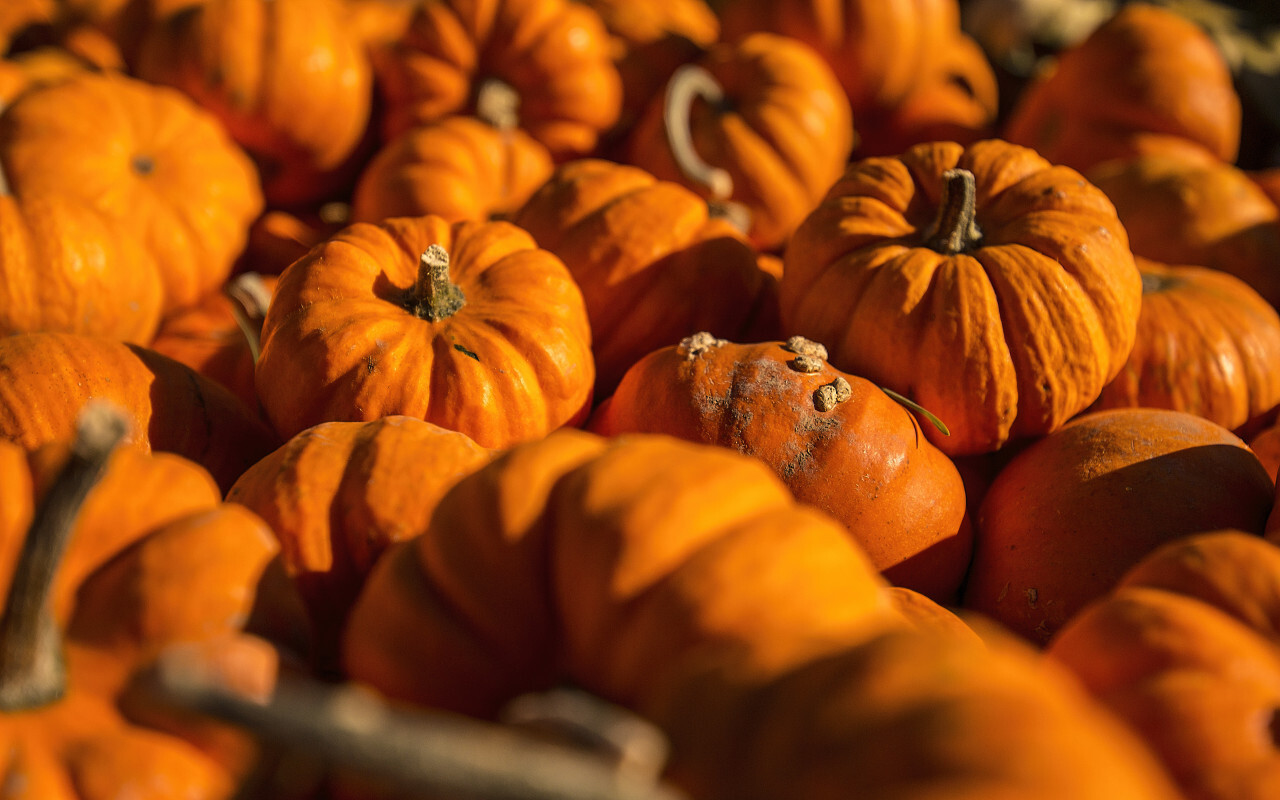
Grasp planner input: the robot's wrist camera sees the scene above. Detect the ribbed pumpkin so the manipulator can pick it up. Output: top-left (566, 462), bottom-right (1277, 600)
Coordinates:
top-left (351, 115), bottom-right (554, 225)
top-left (964, 408), bottom-right (1276, 644)
top-left (227, 416), bottom-right (493, 672)
top-left (623, 31), bottom-right (854, 251)
top-left (781, 138), bottom-right (1142, 456)
top-left (0, 70), bottom-right (263, 313)
top-left (255, 214), bottom-right (595, 447)
top-left (512, 158), bottom-right (780, 393)
top-left (590, 333), bottom-right (970, 602)
top-left (371, 0), bottom-right (622, 159)
top-left (1003, 3), bottom-right (1242, 173)
top-left (0, 405), bottom-right (287, 799)
top-left (0, 331), bottom-right (279, 493)
top-left (134, 0), bottom-right (374, 207)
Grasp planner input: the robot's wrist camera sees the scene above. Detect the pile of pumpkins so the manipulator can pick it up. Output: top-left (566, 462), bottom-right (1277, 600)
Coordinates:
top-left (2, 0), bottom-right (1280, 797)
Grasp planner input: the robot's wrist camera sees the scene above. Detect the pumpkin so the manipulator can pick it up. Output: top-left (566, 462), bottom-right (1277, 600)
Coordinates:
top-left (589, 333), bottom-right (970, 602)
top-left (0, 331), bottom-right (279, 493)
top-left (255, 214), bottom-right (595, 447)
top-left (780, 138), bottom-right (1142, 456)
top-left (623, 32), bottom-right (854, 252)
top-left (371, 0), bottom-right (622, 159)
top-left (0, 70), bottom-right (263, 313)
top-left (134, 0), bottom-right (374, 207)
top-left (226, 415), bottom-right (493, 672)
top-left (1086, 151), bottom-right (1280, 308)
top-left (1003, 3), bottom-right (1242, 173)
top-left (350, 115), bottom-right (554, 225)
top-left (964, 407), bottom-right (1276, 644)
top-left (235, 207), bottom-right (348, 277)
top-left (511, 158), bottom-right (780, 393)
top-left (716, 0), bottom-right (963, 118)
top-left (0, 403), bottom-right (289, 798)
top-left (149, 273), bottom-right (277, 412)
top-left (1088, 257), bottom-right (1280, 434)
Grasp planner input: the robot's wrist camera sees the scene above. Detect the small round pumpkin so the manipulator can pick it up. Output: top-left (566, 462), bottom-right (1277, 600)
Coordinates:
top-left (964, 407), bottom-right (1276, 644)
top-left (1089, 257), bottom-right (1280, 434)
top-left (590, 333), bottom-right (970, 602)
top-left (781, 138), bottom-right (1142, 456)
top-left (255, 214), bottom-right (595, 447)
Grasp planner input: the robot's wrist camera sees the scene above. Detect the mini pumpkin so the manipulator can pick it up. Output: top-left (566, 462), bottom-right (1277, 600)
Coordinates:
top-left (255, 214), bottom-right (595, 447)
top-left (780, 138), bottom-right (1142, 456)
top-left (590, 333), bottom-right (969, 602)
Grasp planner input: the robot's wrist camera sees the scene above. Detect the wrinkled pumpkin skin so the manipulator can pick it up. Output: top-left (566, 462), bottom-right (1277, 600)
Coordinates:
top-left (590, 335), bottom-right (970, 602)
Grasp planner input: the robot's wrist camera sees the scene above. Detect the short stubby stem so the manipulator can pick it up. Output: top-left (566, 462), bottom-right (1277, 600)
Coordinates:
top-left (925, 168), bottom-right (982, 255)
top-left (412, 244), bottom-right (466, 322)
top-left (475, 77), bottom-right (521, 132)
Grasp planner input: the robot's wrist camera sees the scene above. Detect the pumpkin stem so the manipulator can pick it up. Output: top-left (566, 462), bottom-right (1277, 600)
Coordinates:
top-left (147, 654), bottom-right (684, 800)
top-left (476, 77), bottom-right (521, 132)
top-left (225, 272), bottom-right (273, 364)
top-left (412, 244), bottom-right (466, 322)
top-left (925, 168), bottom-right (982, 255)
top-left (1140, 271), bottom-right (1178, 294)
top-left (0, 402), bottom-right (129, 711)
top-left (665, 64), bottom-right (732, 199)
top-left (880, 386), bottom-right (950, 436)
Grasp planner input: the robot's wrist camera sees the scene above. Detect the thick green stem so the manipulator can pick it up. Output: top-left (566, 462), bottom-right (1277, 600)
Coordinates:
top-left (0, 402), bottom-right (129, 711)
top-left (925, 168), bottom-right (982, 255)
top-left (412, 244), bottom-right (466, 322)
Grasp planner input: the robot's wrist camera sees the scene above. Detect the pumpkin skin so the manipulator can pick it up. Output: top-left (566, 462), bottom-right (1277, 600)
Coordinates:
top-left (964, 407), bottom-right (1276, 644)
top-left (623, 32), bottom-right (854, 252)
top-left (0, 70), bottom-right (263, 313)
top-left (781, 139), bottom-right (1142, 456)
top-left (371, 0), bottom-right (622, 159)
top-left (1003, 3), bottom-right (1242, 173)
top-left (134, 0), bottom-right (374, 207)
top-left (1089, 258), bottom-right (1280, 434)
top-left (0, 424), bottom-right (287, 799)
top-left (351, 115), bottom-right (554, 225)
top-left (255, 214), bottom-right (595, 447)
top-left (0, 331), bottom-right (280, 493)
top-left (512, 159), bottom-right (780, 393)
top-left (589, 334), bottom-right (970, 602)
top-left (226, 416), bottom-right (493, 671)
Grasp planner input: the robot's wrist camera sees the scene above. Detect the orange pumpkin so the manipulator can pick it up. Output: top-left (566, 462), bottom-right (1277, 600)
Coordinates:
top-left (1089, 258), bottom-right (1280, 434)
top-left (0, 70), bottom-right (263, 313)
top-left (371, 0), bottom-right (622, 159)
top-left (227, 416), bottom-right (493, 671)
top-left (350, 115), bottom-right (554, 225)
top-left (0, 404), bottom-right (288, 798)
top-left (0, 331), bottom-right (279, 493)
top-left (134, 0), bottom-right (374, 207)
top-left (964, 407), bottom-right (1276, 644)
top-left (512, 158), bottom-right (780, 393)
top-left (589, 333), bottom-right (970, 602)
top-left (255, 214), bottom-right (595, 447)
top-left (623, 32), bottom-right (854, 251)
top-left (1003, 3), bottom-right (1242, 173)
top-left (781, 139), bottom-right (1142, 456)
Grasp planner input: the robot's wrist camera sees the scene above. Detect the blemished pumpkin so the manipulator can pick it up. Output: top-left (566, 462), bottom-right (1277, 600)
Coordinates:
top-left (1089, 257), bottom-right (1280, 434)
top-left (511, 158), bottom-right (780, 393)
top-left (350, 115), bottom-right (554, 225)
top-left (623, 31), bottom-right (854, 252)
top-left (0, 331), bottom-right (280, 493)
top-left (134, 0), bottom-right (374, 207)
top-left (0, 404), bottom-right (288, 799)
top-left (254, 214), bottom-right (595, 448)
top-left (1003, 2), bottom-right (1242, 173)
top-left (589, 333), bottom-right (970, 602)
top-left (964, 407), bottom-right (1276, 644)
top-left (780, 138), bottom-right (1142, 456)
top-left (371, 0), bottom-right (622, 159)
top-left (0, 70), bottom-right (263, 313)
top-left (227, 416), bottom-right (493, 672)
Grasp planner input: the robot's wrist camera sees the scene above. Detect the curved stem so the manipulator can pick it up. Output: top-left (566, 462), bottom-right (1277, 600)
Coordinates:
top-left (925, 169), bottom-right (981, 255)
top-left (664, 64), bottom-right (733, 201)
top-left (412, 244), bottom-right (466, 322)
top-left (0, 402), bottom-right (129, 711)
top-left (880, 387), bottom-right (950, 437)
top-left (225, 272), bottom-right (273, 364)
top-left (476, 77), bottom-right (521, 132)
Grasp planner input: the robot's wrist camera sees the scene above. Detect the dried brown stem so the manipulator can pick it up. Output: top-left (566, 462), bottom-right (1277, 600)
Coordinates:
top-left (925, 168), bottom-right (982, 255)
top-left (412, 243), bottom-right (466, 322)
